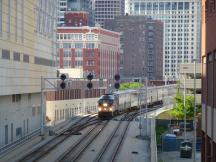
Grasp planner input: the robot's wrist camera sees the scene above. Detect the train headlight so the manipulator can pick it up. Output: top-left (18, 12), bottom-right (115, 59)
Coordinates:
top-left (103, 103), bottom-right (108, 107)
top-left (98, 107), bottom-right (102, 111)
top-left (109, 107), bottom-right (112, 111)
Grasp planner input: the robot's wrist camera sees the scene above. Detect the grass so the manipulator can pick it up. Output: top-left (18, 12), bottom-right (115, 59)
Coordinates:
top-left (156, 110), bottom-right (174, 119)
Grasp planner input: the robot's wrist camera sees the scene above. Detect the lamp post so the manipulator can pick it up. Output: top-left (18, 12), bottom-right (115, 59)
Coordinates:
top-left (193, 59), bottom-right (197, 162)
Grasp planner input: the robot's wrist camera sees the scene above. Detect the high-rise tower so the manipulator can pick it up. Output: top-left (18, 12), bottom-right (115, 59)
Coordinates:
top-left (125, 0), bottom-right (201, 79)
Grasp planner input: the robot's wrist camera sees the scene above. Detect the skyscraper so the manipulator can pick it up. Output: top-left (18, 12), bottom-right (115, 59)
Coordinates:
top-left (125, 0), bottom-right (201, 79)
top-left (0, 0), bottom-right (57, 147)
top-left (105, 16), bottom-right (163, 80)
top-left (92, 0), bottom-right (125, 27)
top-left (58, 0), bottom-right (68, 26)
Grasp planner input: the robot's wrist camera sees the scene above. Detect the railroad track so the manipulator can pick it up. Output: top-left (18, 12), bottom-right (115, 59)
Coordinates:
top-left (94, 112), bottom-right (137, 162)
top-left (57, 120), bottom-right (109, 162)
top-left (16, 115), bottom-right (97, 162)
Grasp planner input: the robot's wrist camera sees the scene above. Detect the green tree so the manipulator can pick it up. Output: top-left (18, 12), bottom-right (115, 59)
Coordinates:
top-left (119, 82), bottom-right (143, 90)
top-left (170, 91), bottom-right (195, 119)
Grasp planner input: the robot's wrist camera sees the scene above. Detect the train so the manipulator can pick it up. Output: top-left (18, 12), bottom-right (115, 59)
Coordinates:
top-left (97, 85), bottom-right (176, 118)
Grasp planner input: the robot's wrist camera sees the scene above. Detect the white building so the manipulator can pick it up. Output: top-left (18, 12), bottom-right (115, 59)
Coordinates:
top-left (0, 0), bottom-right (57, 148)
top-left (125, 0), bottom-right (201, 79)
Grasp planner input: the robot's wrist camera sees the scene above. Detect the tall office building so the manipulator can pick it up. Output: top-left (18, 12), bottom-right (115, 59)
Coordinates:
top-left (105, 16), bottom-right (163, 80)
top-left (201, 0), bottom-right (216, 161)
top-left (58, 0), bottom-right (95, 26)
top-left (125, 0), bottom-right (201, 79)
top-left (92, 0), bottom-right (125, 27)
top-left (0, 0), bottom-right (57, 148)
top-left (58, 0), bottom-right (68, 26)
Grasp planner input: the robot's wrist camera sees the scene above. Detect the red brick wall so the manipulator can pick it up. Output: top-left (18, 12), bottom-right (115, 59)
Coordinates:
top-left (64, 12), bottom-right (89, 27)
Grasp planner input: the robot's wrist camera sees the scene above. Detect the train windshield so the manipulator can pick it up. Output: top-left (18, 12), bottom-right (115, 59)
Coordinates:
top-left (98, 95), bottom-right (115, 103)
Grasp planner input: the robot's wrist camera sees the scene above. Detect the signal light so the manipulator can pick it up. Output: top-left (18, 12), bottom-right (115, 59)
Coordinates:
top-left (86, 73), bottom-right (93, 89)
top-left (114, 74), bottom-right (120, 81)
top-left (114, 74), bottom-right (120, 90)
top-left (87, 82), bottom-right (93, 89)
top-left (87, 73), bottom-right (94, 81)
top-left (59, 74), bottom-right (67, 89)
top-left (114, 83), bottom-right (120, 89)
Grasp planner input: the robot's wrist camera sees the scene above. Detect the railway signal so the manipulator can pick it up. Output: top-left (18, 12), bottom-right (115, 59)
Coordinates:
top-left (114, 74), bottom-right (120, 89)
top-left (60, 74), bottom-right (66, 89)
top-left (87, 73), bottom-right (93, 89)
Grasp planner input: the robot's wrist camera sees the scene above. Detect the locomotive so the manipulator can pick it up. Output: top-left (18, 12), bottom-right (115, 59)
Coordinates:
top-left (97, 85), bottom-right (175, 118)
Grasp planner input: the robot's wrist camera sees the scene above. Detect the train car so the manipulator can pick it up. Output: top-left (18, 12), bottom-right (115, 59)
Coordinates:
top-left (97, 94), bottom-right (117, 118)
top-left (97, 85), bottom-right (176, 119)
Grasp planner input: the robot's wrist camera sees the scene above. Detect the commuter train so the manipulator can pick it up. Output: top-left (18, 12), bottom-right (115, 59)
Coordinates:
top-left (97, 85), bottom-right (175, 118)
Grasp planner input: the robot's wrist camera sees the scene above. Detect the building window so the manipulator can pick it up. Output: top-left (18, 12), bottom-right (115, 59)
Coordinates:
top-left (23, 54), bottom-right (29, 63)
top-left (75, 43), bottom-right (83, 48)
top-left (207, 52), bottom-right (213, 62)
top-left (13, 52), bottom-right (20, 61)
top-left (2, 49), bottom-right (10, 60)
top-left (12, 94), bottom-right (21, 102)
top-left (32, 106), bottom-right (37, 116)
top-left (86, 43), bottom-right (94, 49)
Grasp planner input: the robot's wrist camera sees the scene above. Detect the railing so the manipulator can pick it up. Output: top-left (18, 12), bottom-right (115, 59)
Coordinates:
top-left (0, 128), bottom-right (41, 156)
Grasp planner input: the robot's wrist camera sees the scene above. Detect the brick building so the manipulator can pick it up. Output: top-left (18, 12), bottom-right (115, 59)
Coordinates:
top-left (64, 11), bottom-right (89, 27)
top-left (105, 16), bottom-right (163, 80)
top-left (57, 26), bottom-right (120, 79)
top-left (201, 0), bottom-right (216, 161)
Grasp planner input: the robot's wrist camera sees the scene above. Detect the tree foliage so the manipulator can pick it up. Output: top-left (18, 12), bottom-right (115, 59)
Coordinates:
top-left (170, 91), bottom-right (195, 119)
top-left (119, 82), bottom-right (143, 90)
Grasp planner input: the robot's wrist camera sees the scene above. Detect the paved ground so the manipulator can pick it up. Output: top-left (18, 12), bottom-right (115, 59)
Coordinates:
top-left (158, 151), bottom-right (201, 162)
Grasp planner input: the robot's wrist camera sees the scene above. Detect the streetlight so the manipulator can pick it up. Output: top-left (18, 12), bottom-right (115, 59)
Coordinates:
top-left (192, 59), bottom-right (198, 162)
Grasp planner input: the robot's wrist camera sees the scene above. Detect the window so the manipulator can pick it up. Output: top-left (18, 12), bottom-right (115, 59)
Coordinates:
top-left (165, 2), bottom-right (171, 10)
top-left (208, 52), bottom-right (213, 62)
top-left (13, 52), bottom-right (20, 61)
top-left (23, 54), bottom-right (29, 63)
top-left (159, 2), bottom-right (164, 10)
top-left (16, 127), bottom-right (22, 137)
top-left (185, 2), bottom-right (189, 10)
top-left (75, 43), bottom-right (83, 48)
top-left (63, 43), bottom-right (71, 49)
top-left (2, 49), bottom-right (10, 60)
top-left (32, 106), bottom-right (36, 116)
top-left (86, 43), bottom-right (94, 49)
top-left (172, 2), bottom-right (177, 10)
top-left (178, 2), bottom-right (183, 10)
top-left (12, 94), bottom-right (21, 102)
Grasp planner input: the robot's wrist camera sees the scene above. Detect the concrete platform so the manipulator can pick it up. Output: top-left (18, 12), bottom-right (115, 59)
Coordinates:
top-left (158, 151), bottom-right (201, 162)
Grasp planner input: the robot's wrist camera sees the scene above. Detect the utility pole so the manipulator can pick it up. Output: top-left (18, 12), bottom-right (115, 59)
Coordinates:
top-left (193, 60), bottom-right (197, 162)
top-left (145, 77), bottom-right (148, 137)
